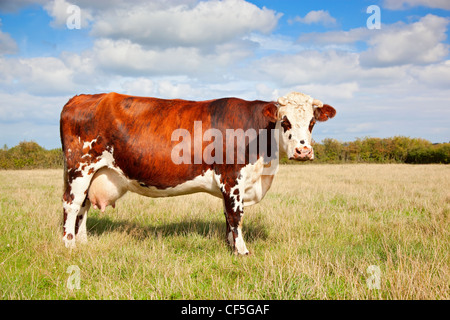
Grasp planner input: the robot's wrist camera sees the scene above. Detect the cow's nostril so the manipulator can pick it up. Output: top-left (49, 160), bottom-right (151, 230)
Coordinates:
top-left (296, 146), bottom-right (311, 155)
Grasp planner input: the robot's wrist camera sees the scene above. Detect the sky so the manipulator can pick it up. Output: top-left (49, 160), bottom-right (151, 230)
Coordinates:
top-left (0, 0), bottom-right (449, 149)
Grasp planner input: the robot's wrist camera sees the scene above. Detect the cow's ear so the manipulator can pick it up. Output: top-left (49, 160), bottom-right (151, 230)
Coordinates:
top-left (263, 103), bottom-right (278, 123)
top-left (314, 104), bottom-right (336, 122)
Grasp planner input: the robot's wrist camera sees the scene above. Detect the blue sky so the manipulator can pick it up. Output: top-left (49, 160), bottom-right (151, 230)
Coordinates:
top-left (0, 0), bottom-right (449, 149)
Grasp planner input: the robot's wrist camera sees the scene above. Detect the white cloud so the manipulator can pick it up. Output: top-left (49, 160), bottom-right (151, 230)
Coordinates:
top-left (0, 20), bottom-right (18, 55)
top-left (383, 0), bottom-right (450, 10)
top-left (292, 10), bottom-right (337, 26)
top-left (294, 82), bottom-right (359, 101)
top-left (38, 0), bottom-right (279, 83)
top-left (89, 0), bottom-right (280, 48)
top-left (121, 77), bottom-right (155, 97)
top-left (298, 14), bottom-right (449, 68)
top-left (250, 50), bottom-right (360, 86)
top-left (0, 31), bottom-right (17, 55)
top-left (19, 57), bottom-right (76, 95)
top-left (0, 91), bottom-right (69, 124)
top-left (157, 80), bottom-right (201, 99)
top-left (409, 60), bottom-right (450, 88)
top-left (360, 14), bottom-right (449, 67)
top-left (44, 0), bottom-right (93, 29)
top-left (0, 55), bottom-right (91, 96)
top-left (244, 34), bottom-right (450, 112)
top-left (69, 0), bottom-right (198, 11)
top-left (59, 51), bottom-right (102, 87)
top-left (91, 39), bottom-right (201, 76)
top-left (244, 33), bottom-right (305, 53)
top-left (89, 38), bottom-right (254, 78)
top-left (0, 0), bottom-right (46, 12)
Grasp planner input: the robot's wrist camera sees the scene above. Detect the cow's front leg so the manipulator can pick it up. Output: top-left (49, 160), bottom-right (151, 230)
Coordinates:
top-left (75, 198), bottom-right (91, 244)
top-left (63, 200), bottom-right (80, 248)
top-left (222, 187), bottom-right (249, 255)
top-left (62, 174), bottom-right (93, 248)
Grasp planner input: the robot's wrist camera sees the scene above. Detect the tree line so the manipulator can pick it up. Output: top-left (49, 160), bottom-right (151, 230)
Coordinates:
top-left (0, 141), bottom-right (64, 169)
top-left (1, 136), bottom-right (449, 170)
top-left (311, 136), bottom-right (450, 164)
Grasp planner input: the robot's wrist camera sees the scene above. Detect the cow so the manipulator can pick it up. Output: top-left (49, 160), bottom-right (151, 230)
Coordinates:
top-left (60, 91), bottom-right (336, 255)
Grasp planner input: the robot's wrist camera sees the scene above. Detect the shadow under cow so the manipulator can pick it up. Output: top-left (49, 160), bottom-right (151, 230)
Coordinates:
top-left (86, 215), bottom-right (269, 243)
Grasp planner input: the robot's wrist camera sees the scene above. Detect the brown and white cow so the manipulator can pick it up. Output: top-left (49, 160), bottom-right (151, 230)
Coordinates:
top-left (60, 91), bottom-right (336, 254)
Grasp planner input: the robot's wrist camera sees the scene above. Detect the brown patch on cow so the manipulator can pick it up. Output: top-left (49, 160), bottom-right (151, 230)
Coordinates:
top-left (221, 186), bottom-right (242, 234)
top-left (309, 117), bottom-right (316, 133)
top-left (75, 215), bottom-right (82, 235)
top-left (63, 187), bottom-right (74, 203)
top-left (281, 115), bottom-right (292, 133)
top-left (66, 233), bottom-right (73, 240)
top-left (67, 169), bottom-right (83, 185)
top-left (62, 208), bottom-right (68, 236)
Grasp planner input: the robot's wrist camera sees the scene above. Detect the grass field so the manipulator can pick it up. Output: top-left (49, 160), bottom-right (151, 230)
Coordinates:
top-left (0, 164), bottom-right (448, 299)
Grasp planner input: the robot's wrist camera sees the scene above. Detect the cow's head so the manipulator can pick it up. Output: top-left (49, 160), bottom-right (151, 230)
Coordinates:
top-left (274, 92), bottom-right (336, 161)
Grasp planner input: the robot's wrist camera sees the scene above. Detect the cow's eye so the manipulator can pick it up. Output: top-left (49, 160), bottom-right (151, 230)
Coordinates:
top-left (309, 117), bottom-right (316, 133)
top-left (281, 116), bottom-right (292, 133)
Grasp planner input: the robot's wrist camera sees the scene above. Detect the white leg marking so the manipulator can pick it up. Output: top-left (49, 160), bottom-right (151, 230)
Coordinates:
top-left (63, 204), bottom-right (78, 248)
top-left (234, 227), bottom-right (249, 255)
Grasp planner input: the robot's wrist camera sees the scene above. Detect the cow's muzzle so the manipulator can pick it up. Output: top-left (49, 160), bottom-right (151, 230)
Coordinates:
top-left (292, 146), bottom-right (314, 161)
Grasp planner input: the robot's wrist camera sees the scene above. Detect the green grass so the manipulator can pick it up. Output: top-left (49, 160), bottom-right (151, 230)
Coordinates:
top-left (0, 164), bottom-right (449, 299)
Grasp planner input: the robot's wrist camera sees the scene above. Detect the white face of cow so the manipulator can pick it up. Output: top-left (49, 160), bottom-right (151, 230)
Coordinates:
top-left (275, 92), bottom-right (336, 161)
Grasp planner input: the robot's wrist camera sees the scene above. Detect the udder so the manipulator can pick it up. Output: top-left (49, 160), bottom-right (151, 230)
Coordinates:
top-left (88, 168), bottom-right (128, 212)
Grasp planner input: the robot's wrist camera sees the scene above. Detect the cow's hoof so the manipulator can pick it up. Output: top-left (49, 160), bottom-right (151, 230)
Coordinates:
top-left (63, 234), bottom-right (76, 248)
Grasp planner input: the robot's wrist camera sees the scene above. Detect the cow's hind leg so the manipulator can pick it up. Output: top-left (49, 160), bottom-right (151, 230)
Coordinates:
top-left (221, 187), bottom-right (249, 255)
top-left (62, 174), bottom-right (94, 248)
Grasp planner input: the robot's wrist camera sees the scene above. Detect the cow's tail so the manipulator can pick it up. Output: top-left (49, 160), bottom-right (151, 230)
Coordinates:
top-left (63, 156), bottom-right (68, 194)
top-left (60, 118), bottom-right (69, 199)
